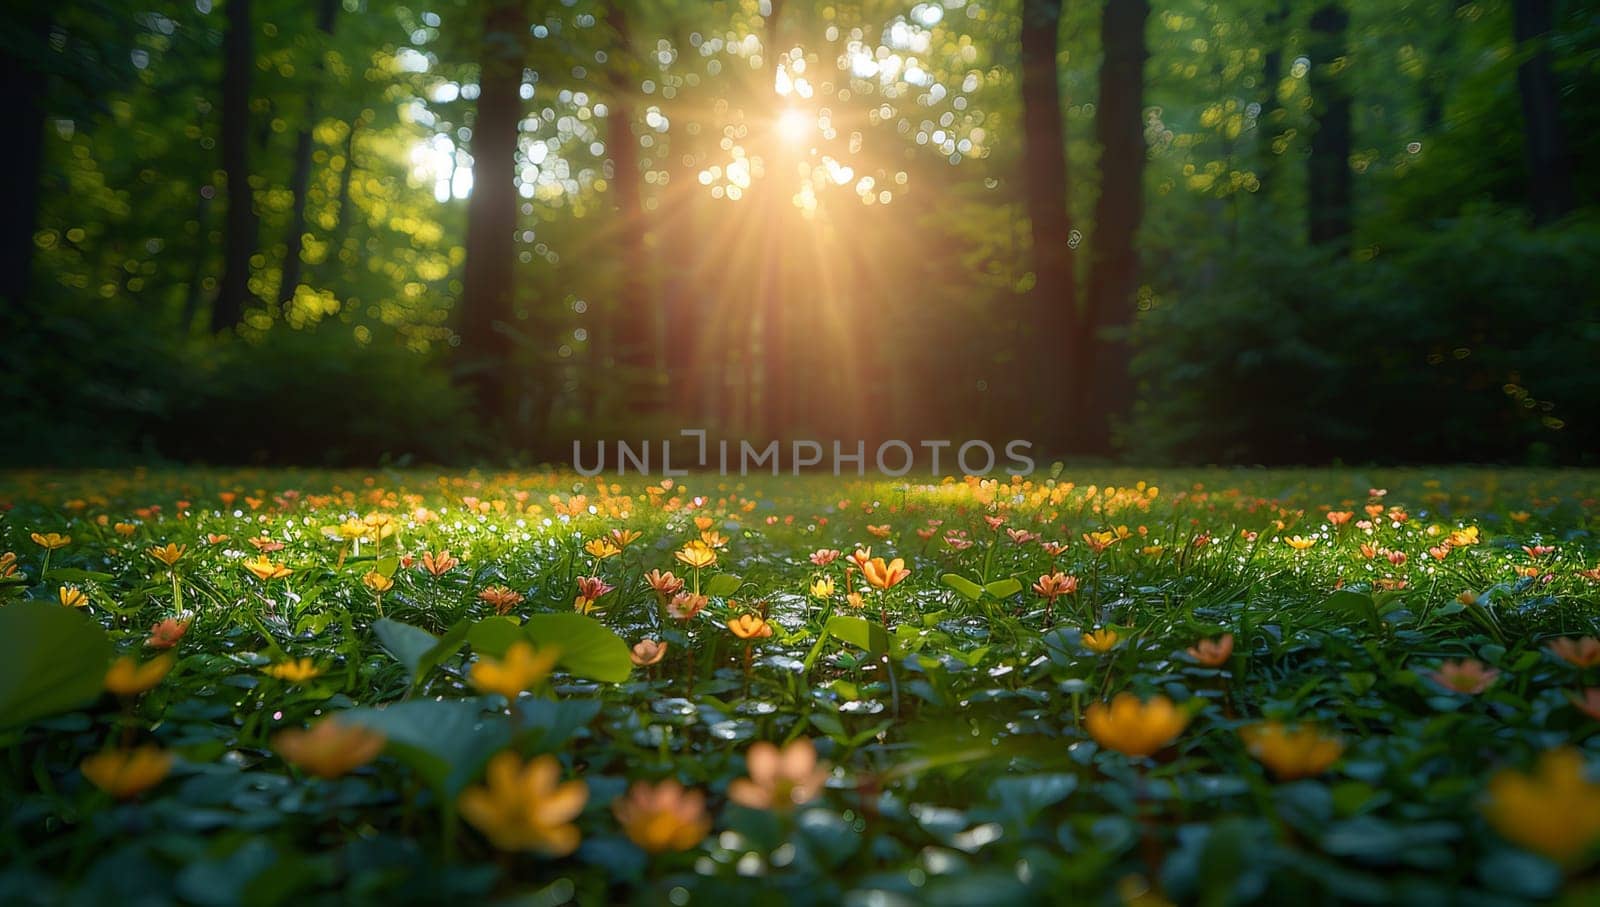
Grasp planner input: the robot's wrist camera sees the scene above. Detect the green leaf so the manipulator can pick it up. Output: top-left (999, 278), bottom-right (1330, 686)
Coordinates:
top-left (941, 573), bottom-right (984, 601)
top-left (373, 618), bottom-right (439, 679)
top-left (522, 614), bottom-right (632, 683)
top-left (703, 573), bottom-right (742, 597)
top-left (413, 618), bottom-right (473, 688)
top-left (825, 615), bottom-right (889, 656)
top-left (514, 697), bottom-right (602, 752)
top-left (0, 601), bottom-right (114, 728)
top-left (466, 616), bottom-right (524, 656)
top-left (1321, 590), bottom-right (1383, 632)
top-left (983, 578), bottom-right (1023, 599)
top-left (340, 697), bottom-right (509, 795)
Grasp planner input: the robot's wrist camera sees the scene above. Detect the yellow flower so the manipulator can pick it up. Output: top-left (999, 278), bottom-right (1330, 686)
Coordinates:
top-left (1240, 722), bottom-right (1343, 780)
top-left (700, 529), bottom-right (729, 549)
top-left (728, 614), bottom-right (773, 640)
top-left (274, 717), bottom-right (387, 779)
top-left (727, 739), bottom-right (829, 812)
top-left (584, 538), bottom-right (622, 559)
top-left (1081, 628), bottom-right (1121, 654)
top-left (327, 518), bottom-right (369, 541)
top-left (1484, 748), bottom-right (1600, 866)
top-left (470, 640), bottom-right (560, 699)
top-left (263, 658), bottom-right (322, 684)
top-left (31, 532), bottom-right (71, 550)
top-left (612, 779), bottom-right (711, 854)
top-left (609, 528), bottom-right (643, 549)
top-left (1284, 535), bottom-right (1317, 551)
top-left (810, 576), bottom-right (835, 598)
top-left (459, 752), bottom-right (588, 855)
top-left (104, 653), bottom-right (175, 696)
top-left (59, 585), bottom-right (89, 608)
top-left (113, 522), bottom-right (138, 537)
top-left (1086, 693), bottom-right (1190, 757)
top-left (81, 745), bottom-right (173, 799)
top-left (243, 555), bottom-right (292, 581)
top-left (361, 571), bottom-right (394, 593)
top-left (675, 541), bottom-right (717, 570)
top-left (147, 543), bottom-right (187, 567)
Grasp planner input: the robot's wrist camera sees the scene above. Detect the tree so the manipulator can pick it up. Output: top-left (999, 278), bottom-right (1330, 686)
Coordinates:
top-left (458, 0), bottom-right (529, 424)
top-left (1081, 0), bottom-right (1150, 455)
top-left (1511, 0), bottom-right (1574, 225)
top-left (1, 9), bottom-right (52, 311)
top-left (278, 0), bottom-right (340, 308)
top-left (212, 0), bottom-right (257, 332)
top-left (601, 0), bottom-right (657, 413)
top-left (1306, 2), bottom-right (1352, 251)
top-left (1018, 0), bottom-right (1076, 449)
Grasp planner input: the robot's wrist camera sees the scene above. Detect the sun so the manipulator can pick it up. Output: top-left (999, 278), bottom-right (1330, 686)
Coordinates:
top-left (775, 108), bottom-right (812, 144)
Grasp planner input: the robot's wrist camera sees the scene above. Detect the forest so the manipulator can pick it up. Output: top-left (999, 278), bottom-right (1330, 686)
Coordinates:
top-left (3, 0), bottom-right (1596, 467)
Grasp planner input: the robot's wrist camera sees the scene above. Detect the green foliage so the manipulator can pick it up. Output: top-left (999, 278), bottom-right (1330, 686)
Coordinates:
top-left (0, 601), bottom-right (113, 728)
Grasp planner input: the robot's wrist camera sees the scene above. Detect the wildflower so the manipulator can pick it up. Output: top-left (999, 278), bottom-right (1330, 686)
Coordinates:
top-left (1326, 511), bottom-right (1354, 527)
top-left (31, 532), bottom-right (71, 550)
top-left (478, 585), bottom-right (523, 615)
top-left (861, 557), bottom-right (910, 591)
top-left (1086, 693), bottom-right (1191, 758)
top-left (0, 551), bottom-right (18, 579)
top-left (362, 571), bottom-right (394, 594)
top-left (1484, 748), bottom-right (1600, 866)
top-left (1241, 723), bottom-right (1343, 780)
top-left (574, 575), bottom-right (614, 613)
top-left (1006, 528), bottom-right (1038, 545)
top-left (810, 576), bottom-right (835, 597)
top-left (243, 556), bottom-right (292, 582)
top-left (1081, 629), bottom-right (1122, 654)
top-left (459, 753), bottom-right (588, 855)
top-left (847, 547), bottom-right (873, 572)
top-left (584, 538), bottom-right (621, 560)
top-left (667, 592), bottom-right (709, 620)
top-left (728, 739), bottom-right (829, 812)
top-left (1082, 531), bottom-right (1118, 555)
top-left (327, 519), bottom-right (369, 542)
top-left (809, 549), bottom-right (841, 567)
top-left (104, 653), bottom-right (175, 696)
top-left (1187, 633), bottom-right (1234, 667)
top-left (81, 745), bottom-right (173, 799)
top-left (630, 639), bottom-right (668, 666)
top-left (1550, 637), bottom-right (1600, 669)
top-left (470, 640), bottom-right (559, 699)
top-left (984, 515), bottom-right (1006, 531)
top-left (609, 528), bottom-right (643, 549)
top-left (945, 534), bottom-right (974, 551)
top-left (274, 718), bottom-right (387, 778)
top-left (846, 592), bottom-right (866, 609)
top-left (1524, 544), bottom-right (1557, 559)
top-left (264, 658), bottom-right (322, 684)
top-left (419, 550), bottom-right (458, 577)
top-left (644, 569), bottom-right (685, 598)
top-left (866, 524), bottom-right (892, 539)
top-left (1284, 535), bottom-right (1317, 551)
top-left (146, 616), bottom-right (191, 649)
top-left (700, 530), bottom-right (730, 549)
top-left (247, 537), bottom-right (285, 553)
top-left (59, 585), bottom-right (88, 608)
top-left (1041, 540), bottom-right (1068, 557)
top-left (1427, 659), bottom-right (1500, 695)
top-left (205, 533), bottom-right (229, 546)
top-left (1032, 572), bottom-right (1079, 602)
top-left (675, 541), bottom-right (717, 570)
top-left (114, 522), bottom-right (138, 537)
top-left (1570, 689), bottom-right (1600, 721)
top-left (728, 614), bottom-right (773, 639)
top-left (147, 543), bottom-right (186, 567)
top-left (612, 780), bottom-right (711, 854)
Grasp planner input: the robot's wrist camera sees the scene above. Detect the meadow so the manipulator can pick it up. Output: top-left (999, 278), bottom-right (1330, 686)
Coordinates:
top-left (3, 466), bottom-right (1600, 905)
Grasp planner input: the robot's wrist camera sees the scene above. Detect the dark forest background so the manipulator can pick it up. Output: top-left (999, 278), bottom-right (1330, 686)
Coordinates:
top-left (1, 0), bottom-right (1596, 467)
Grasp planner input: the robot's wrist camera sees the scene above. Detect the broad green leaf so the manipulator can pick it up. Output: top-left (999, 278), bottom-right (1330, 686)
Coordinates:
top-left (825, 615), bottom-right (889, 656)
top-left (941, 573), bottom-right (984, 601)
top-left (340, 698), bottom-right (509, 795)
top-left (983, 578), bottom-right (1023, 599)
top-left (1321, 590), bottom-right (1382, 632)
top-left (373, 618), bottom-right (439, 679)
top-left (514, 697), bottom-right (602, 752)
top-left (521, 613), bottom-right (632, 683)
top-left (466, 616), bottom-right (524, 656)
top-left (413, 618), bottom-right (473, 688)
top-left (0, 601), bottom-right (114, 728)
top-left (703, 573), bottom-right (742, 597)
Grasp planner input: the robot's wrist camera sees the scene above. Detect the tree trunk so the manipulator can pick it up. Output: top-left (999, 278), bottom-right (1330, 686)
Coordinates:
top-left (602, 0), bottom-right (657, 413)
top-left (1306, 3), bottom-right (1352, 252)
top-left (1256, 0), bottom-right (1289, 201)
top-left (212, 0), bottom-right (256, 332)
top-left (1511, 0), bottom-right (1574, 226)
top-left (1080, 0), bottom-right (1150, 455)
top-left (458, 0), bottom-right (527, 423)
top-left (756, 1), bottom-right (790, 439)
top-left (278, 0), bottom-right (339, 307)
top-left (1018, 0), bottom-right (1076, 450)
top-left (1, 9), bottom-right (50, 311)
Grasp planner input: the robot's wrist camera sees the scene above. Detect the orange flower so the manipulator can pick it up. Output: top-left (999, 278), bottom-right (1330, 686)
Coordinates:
top-left (419, 550), bottom-right (458, 577)
top-left (104, 653), bottom-right (175, 696)
top-left (460, 752), bottom-right (588, 855)
top-left (700, 530), bottom-right (730, 549)
top-left (728, 614), bottom-right (773, 639)
top-left (0, 551), bottom-right (18, 579)
top-left (1325, 511), bottom-right (1354, 527)
top-left (1187, 633), bottom-right (1234, 667)
top-left (31, 532), bottom-right (71, 550)
top-left (247, 537), bottom-right (285, 553)
top-left (667, 592), bottom-right (708, 620)
top-left (470, 640), bottom-right (559, 699)
top-left (1082, 531), bottom-right (1117, 555)
top-left (847, 547), bottom-right (872, 572)
top-left (612, 780), bottom-right (711, 854)
top-left (146, 616), bottom-right (191, 649)
top-left (1427, 659), bottom-right (1499, 695)
top-left (727, 739), bottom-right (829, 812)
top-left (81, 745), bottom-right (173, 799)
top-left (274, 717), bottom-right (387, 778)
top-left (809, 548), bottom-right (841, 567)
top-left (362, 571), bottom-right (394, 594)
top-left (1032, 572), bottom-right (1079, 602)
top-left (866, 524), bottom-right (892, 539)
top-left (674, 541), bottom-right (717, 570)
top-left (478, 585), bottom-right (524, 615)
top-left (1569, 689), bottom-right (1600, 721)
top-left (630, 639), bottom-right (668, 666)
top-left (609, 528), bottom-right (643, 549)
top-left (1085, 693), bottom-right (1190, 757)
top-left (242, 556), bottom-right (291, 582)
top-left (644, 569), bottom-right (685, 598)
top-left (147, 543), bottom-right (186, 567)
top-left (1548, 637), bottom-right (1600, 669)
top-left (1241, 722), bottom-right (1343, 780)
top-left (584, 538), bottom-right (622, 559)
top-left (861, 556), bottom-right (910, 591)
top-left (1081, 628), bottom-right (1121, 654)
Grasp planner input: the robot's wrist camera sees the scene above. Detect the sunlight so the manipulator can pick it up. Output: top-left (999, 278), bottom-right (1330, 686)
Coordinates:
top-left (775, 108), bottom-right (812, 144)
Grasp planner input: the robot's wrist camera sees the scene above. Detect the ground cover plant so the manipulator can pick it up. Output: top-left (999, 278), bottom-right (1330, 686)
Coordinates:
top-left (2, 467), bottom-right (1600, 905)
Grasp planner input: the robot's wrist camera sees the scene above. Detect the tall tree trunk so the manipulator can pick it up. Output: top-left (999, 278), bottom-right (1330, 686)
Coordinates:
top-left (1081, 0), bottom-right (1150, 455)
top-left (458, 0), bottom-right (527, 424)
top-left (1018, 0), bottom-right (1076, 450)
top-left (756, 1), bottom-right (790, 439)
top-left (1307, 3), bottom-right (1352, 251)
top-left (212, 0), bottom-right (256, 332)
top-left (1511, 0), bottom-right (1574, 225)
top-left (602, 0), bottom-right (657, 413)
top-left (1256, 0), bottom-right (1289, 201)
top-left (1, 9), bottom-right (50, 311)
top-left (278, 0), bottom-right (339, 307)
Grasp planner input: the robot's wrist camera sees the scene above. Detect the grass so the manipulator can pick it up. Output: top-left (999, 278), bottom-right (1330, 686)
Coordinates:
top-left (2, 466), bottom-right (1599, 905)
